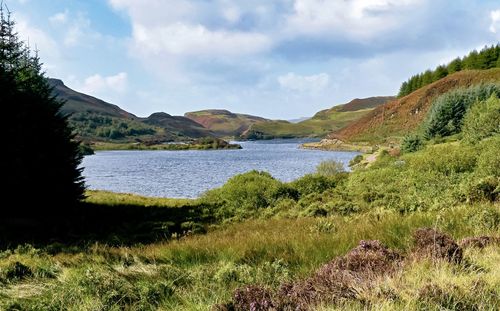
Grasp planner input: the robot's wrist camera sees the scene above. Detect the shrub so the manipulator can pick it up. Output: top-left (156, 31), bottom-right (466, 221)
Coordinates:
top-left (475, 137), bottom-right (500, 177)
top-left (401, 134), bottom-right (424, 153)
top-left (464, 176), bottom-right (499, 203)
top-left (202, 171), bottom-right (282, 220)
top-left (406, 144), bottom-right (477, 175)
top-left (290, 174), bottom-right (342, 196)
top-left (462, 95), bottom-right (500, 144)
top-left (423, 84), bottom-right (500, 139)
top-left (315, 160), bottom-right (345, 176)
top-left (349, 154), bottom-right (363, 167)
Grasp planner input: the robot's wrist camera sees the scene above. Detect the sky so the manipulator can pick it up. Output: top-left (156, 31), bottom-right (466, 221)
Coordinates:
top-left (7, 0), bottom-right (500, 119)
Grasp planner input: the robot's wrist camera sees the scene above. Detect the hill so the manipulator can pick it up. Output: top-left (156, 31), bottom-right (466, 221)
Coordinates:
top-left (142, 112), bottom-right (214, 139)
top-left (242, 96), bottom-right (393, 139)
top-left (333, 69), bottom-right (500, 143)
top-left (49, 79), bottom-right (136, 119)
top-left (48, 79), bottom-right (214, 144)
top-left (185, 109), bottom-right (268, 137)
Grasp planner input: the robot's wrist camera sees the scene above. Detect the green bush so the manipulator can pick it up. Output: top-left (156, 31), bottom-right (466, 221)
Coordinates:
top-left (406, 144), bottom-right (477, 175)
top-left (423, 84), bottom-right (500, 139)
top-left (401, 134), bottom-right (424, 153)
top-left (201, 171), bottom-right (282, 220)
top-left (475, 137), bottom-right (500, 177)
top-left (349, 154), bottom-right (363, 167)
top-left (315, 160), bottom-right (345, 176)
top-left (290, 174), bottom-right (345, 196)
top-left (462, 95), bottom-right (500, 144)
top-left (464, 176), bottom-right (499, 203)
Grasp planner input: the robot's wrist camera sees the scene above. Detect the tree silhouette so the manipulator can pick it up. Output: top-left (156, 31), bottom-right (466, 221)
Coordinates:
top-left (1, 7), bottom-right (85, 220)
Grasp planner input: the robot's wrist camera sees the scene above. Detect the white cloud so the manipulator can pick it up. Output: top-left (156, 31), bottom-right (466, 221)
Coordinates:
top-left (222, 7), bottom-right (241, 23)
top-left (286, 0), bottom-right (424, 39)
top-left (80, 72), bottom-right (128, 95)
top-left (278, 72), bottom-right (330, 93)
top-left (63, 14), bottom-right (93, 47)
top-left (49, 11), bottom-right (68, 25)
top-left (132, 23), bottom-right (271, 57)
top-left (109, 0), bottom-right (271, 59)
top-left (490, 10), bottom-right (500, 34)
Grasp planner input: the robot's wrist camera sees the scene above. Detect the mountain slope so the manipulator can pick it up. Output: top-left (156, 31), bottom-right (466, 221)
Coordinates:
top-left (48, 78), bottom-right (214, 142)
top-left (49, 79), bottom-right (136, 119)
top-left (185, 109), bottom-right (269, 137)
top-left (333, 69), bottom-right (500, 143)
top-left (242, 96), bottom-right (394, 139)
top-left (142, 112), bottom-right (214, 138)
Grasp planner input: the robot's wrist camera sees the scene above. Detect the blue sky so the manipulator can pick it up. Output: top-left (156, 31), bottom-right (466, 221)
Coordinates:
top-left (9, 0), bottom-right (500, 119)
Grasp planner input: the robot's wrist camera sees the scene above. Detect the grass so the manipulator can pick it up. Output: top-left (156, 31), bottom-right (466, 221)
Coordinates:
top-left (243, 109), bottom-right (374, 139)
top-left (91, 139), bottom-right (241, 151)
top-left (84, 190), bottom-right (195, 207)
top-left (0, 203), bottom-right (498, 310)
top-left (316, 244), bottom-right (500, 310)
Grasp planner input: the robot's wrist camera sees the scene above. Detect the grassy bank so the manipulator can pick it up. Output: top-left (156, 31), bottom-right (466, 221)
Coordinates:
top-left (301, 138), bottom-right (375, 152)
top-left (0, 202), bottom-right (498, 310)
top-left (91, 138), bottom-right (242, 151)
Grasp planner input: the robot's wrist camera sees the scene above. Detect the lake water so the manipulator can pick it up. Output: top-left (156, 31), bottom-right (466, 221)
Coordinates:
top-left (81, 139), bottom-right (359, 198)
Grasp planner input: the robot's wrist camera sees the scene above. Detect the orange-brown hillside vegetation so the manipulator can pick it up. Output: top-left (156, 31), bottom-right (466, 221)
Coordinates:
top-left (333, 69), bottom-right (500, 143)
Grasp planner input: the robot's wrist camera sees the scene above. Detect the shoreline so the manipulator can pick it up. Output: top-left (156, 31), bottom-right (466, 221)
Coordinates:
top-left (301, 138), bottom-right (375, 153)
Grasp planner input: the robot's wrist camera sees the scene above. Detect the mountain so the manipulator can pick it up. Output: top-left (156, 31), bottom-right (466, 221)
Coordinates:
top-left (333, 69), bottom-right (500, 143)
top-left (288, 117), bottom-right (311, 123)
top-left (49, 79), bottom-right (136, 119)
top-left (185, 109), bottom-right (269, 137)
top-left (241, 96), bottom-right (394, 140)
top-left (142, 112), bottom-right (213, 138)
top-left (315, 96), bottom-right (395, 115)
top-left (48, 78), bottom-right (214, 143)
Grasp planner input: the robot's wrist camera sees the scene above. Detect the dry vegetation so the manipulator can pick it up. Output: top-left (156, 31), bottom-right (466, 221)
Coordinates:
top-left (334, 69), bottom-right (500, 143)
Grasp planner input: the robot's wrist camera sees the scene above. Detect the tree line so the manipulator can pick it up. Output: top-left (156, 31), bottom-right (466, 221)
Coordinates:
top-left (398, 44), bottom-right (500, 97)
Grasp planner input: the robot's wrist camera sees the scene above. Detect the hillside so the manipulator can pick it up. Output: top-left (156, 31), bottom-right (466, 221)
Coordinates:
top-left (48, 79), bottom-right (214, 143)
top-left (142, 112), bottom-right (214, 138)
top-left (185, 109), bottom-right (268, 137)
top-left (333, 69), bottom-right (500, 143)
top-left (49, 79), bottom-right (136, 119)
top-left (242, 96), bottom-right (393, 139)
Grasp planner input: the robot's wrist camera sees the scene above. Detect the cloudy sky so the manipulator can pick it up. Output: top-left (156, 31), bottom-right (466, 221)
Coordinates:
top-left (8, 0), bottom-right (500, 119)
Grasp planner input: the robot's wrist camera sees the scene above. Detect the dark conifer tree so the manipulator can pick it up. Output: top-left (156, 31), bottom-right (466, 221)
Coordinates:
top-left (1, 7), bottom-right (85, 219)
top-left (447, 58), bottom-right (462, 74)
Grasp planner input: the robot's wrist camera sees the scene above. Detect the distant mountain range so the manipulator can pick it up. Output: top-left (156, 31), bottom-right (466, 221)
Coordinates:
top-left (240, 96), bottom-right (394, 140)
top-left (49, 79), bottom-right (213, 143)
top-left (184, 109), bottom-right (269, 137)
top-left (49, 78), bottom-right (396, 144)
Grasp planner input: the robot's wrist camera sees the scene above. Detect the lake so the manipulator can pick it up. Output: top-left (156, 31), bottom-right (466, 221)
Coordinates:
top-left (81, 139), bottom-right (359, 198)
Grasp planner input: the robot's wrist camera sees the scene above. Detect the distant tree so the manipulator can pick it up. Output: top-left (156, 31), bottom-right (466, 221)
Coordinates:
top-left (433, 65), bottom-right (448, 80)
top-left (399, 81), bottom-right (409, 97)
top-left (447, 58), bottom-right (462, 74)
top-left (1, 8), bottom-right (85, 219)
top-left (462, 50), bottom-right (479, 69)
top-left (397, 45), bottom-right (500, 98)
top-left (421, 70), bottom-right (434, 85)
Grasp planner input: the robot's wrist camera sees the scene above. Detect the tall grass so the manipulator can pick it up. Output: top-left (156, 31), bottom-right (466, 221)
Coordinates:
top-left (1, 203), bottom-right (498, 310)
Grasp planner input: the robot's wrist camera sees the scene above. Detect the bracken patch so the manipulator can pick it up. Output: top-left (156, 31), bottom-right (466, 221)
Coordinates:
top-left (459, 236), bottom-right (500, 249)
top-left (412, 228), bottom-right (463, 263)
